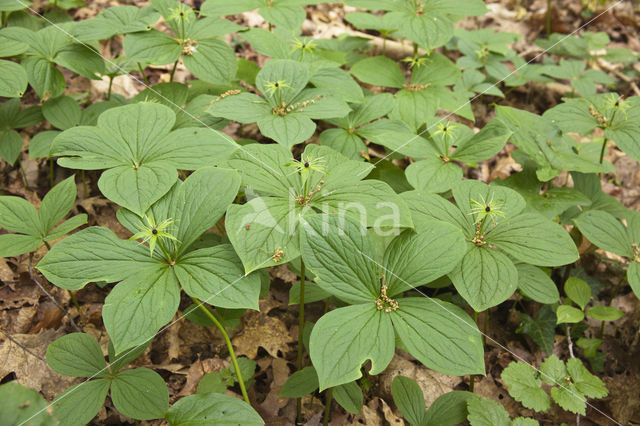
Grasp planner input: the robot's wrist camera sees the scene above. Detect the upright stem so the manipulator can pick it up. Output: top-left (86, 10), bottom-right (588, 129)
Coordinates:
top-left (296, 260), bottom-right (307, 423)
top-left (169, 60), bottom-right (179, 82)
top-left (382, 34), bottom-right (387, 56)
top-left (192, 297), bottom-right (250, 404)
top-left (598, 138), bottom-right (608, 165)
top-left (18, 158), bottom-right (30, 191)
top-left (545, 0), bottom-right (551, 37)
top-left (322, 388), bottom-right (333, 426)
top-left (1, 12), bottom-right (7, 27)
top-left (81, 170), bottom-right (87, 198)
top-left (482, 310), bottom-right (488, 347)
top-left (137, 63), bottom-right (149, 85)
top-left (107, 77), bottom-right (113, 100)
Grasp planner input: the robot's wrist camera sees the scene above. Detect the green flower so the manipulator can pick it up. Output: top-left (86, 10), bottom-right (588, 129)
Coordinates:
top-left (469, 194), bottom-right (507, 225)
top-left (129, 215), bottom-right (178, 257)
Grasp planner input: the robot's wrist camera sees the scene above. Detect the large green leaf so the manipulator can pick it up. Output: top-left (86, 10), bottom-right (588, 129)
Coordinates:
top-left (279, 366), bottom-right (319, 398)
top-left (0, 194), bottom-right (40, 235)
top-left (74, 5), bottom-right (160, 41)
top-left (182, 38), bottom-right (237, 84)
top-left (46, 333), bottom-right (108, 378)
top-left (573, 210), bottom-right (634, 257)
top-left (207, 92), bottom-right (271, 123)
top-left (449, 244), bottom-right (518, 312)
top-left (406, 156), bottom-right (463, 193)
top-left (257, 113), bottom-right (316, 148)
top-left (350, 56), bottom-right (404, 88)
top-left (388, 11), bottom-right (453, 50)
top-left (0, 234), bottom-right (42, 257)
top-left (466, 396), bottom-right (510, 426)
top-left (226, 197), bottom-right (303, 273)
top-left (0, 129), bottom-right (23, 165)
top-left (309, 303), bottom-right (395, 391)
top-left (165, 393), bottom-right (264, 425)
top-left (423, 391), bottom-right (475, 426)
top-left (103, 268), bottom-right (180, 353)
top-left (21, 56), bottom-right (66, 100)
top-left (0, 59), bottom-right (28, 98)
top-left (123, 30), bottom-right (182, 65)
top-left (175, 245), bottom-right (260, 309)
top-left (333, 381), bottom-right (363, 415)
top-left (392, 376), bottom-right (426, 426)
top-left (383, 225), bottom-right (466, 297)
top-left (52, 380), bottom-right (110, 426)
top-left (0, 381), bottom-right (56, 426)
top-left (38, 175), bottom-right (77, 235)
top-left (392, 297), bottom-right (484, 375)
top-left (111, 368), bottom-right (169, 420)
top-left (515, 264), bottom-right (559, 304)
top-left (501, 361), bottom-right (550, 412)
top-left (301, 214), bottom-right (380, 304)
top-left (37, 226), bottom-right (160, 290)
top-left (487, 213), bottom-right (579, 267)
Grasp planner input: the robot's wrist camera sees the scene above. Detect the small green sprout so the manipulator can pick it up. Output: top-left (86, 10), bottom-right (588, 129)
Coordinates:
top-left (129, 215), bottom-right (178, 257)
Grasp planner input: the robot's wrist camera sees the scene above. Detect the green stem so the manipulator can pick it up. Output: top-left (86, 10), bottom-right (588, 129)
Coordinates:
top-left (107, 77), bottom-right (113, 100)
top-left (192, 297), bottom-right (250, 404)
top-left (599, 138), bottom-right (608, 164)
top-left (296, 260), bottom-right (306, 424)
top-left (469, 375), bottom-right (475, 393)
top-left (137, 63), bottom-right (149, 85)
top-left (169, 60), bottom-right (178, 82)
top-left (215, 221), bottom-right (225, 235)
top-left (322, 388), bottom-right (333, 426)
top-left (413, 42), bottom-right (418, 58)
top-left (1, 11), bottom-right (7, 28)
top-left (382, 34), bottom-right (387, 56)
top-left (81, 170), bottom-right (87, 198)
top-left (482, 310), bottom-right (488, 347)
top-left (68, 290), bottom-right (80, 311)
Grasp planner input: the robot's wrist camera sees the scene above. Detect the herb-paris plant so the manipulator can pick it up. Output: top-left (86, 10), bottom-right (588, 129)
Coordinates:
top-left (37, 167), bottom-right (260, 353)
top-left (300, 213), bottom-right (484, 390)
top-left (50, 102), bottom-right (237, 216)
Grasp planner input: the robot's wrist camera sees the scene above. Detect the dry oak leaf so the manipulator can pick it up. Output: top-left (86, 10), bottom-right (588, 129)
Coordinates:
top-left (232, 311), bottom-right (293, 359)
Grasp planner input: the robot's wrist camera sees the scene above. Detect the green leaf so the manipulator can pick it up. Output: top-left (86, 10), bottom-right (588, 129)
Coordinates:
top-left (516, 306), bottom-right (556, 355)
top-left (451, 119), bottom-right (511, 164)
top-left (389, 90), bottom-right (437, 132)
top-left (45, 214), bottom-right (88, 241)
top-left (466, 397), bottom-right (510, 426)
top-left (318, 128), bottom-right (366, 161)
top-left (74, 5), bottom-right (160, 41)
top-left (310, 66), bottom-right (364, 103)
top-left (628, 261), bottom-right (640, 299)
top-left (310, 303), bottom-right (395, 391)
top-left (52, 379), bottom-right (110, 426)
top-left (0, 234), bottom-right (42, 257)
top-left (515, 264), bottom-right (559, 304)
top-left (423, 391), bottom-right (475, 426)
top-left (37, 226), bottom-right (160, 290)
top-left (124, 30), bottom-right (181, 65)
top-left (279, 366), bottom-right (319, 398)
top-left (39, 175), bottom-right (77, 235)
top-left (556, 305), bottom-right (584, 324)
top-left (46, 333), bottom-right (108, 378)
top-left (256, 59), bottom-right (309, 106)
top-left (566, 357), bottom-right (607, 399)
top-left (333, 381), bottom-right (363, 415)
top-left (0, 194), bottom-right (40, 235)
top-left (564, 277), bottom-right (591, 310)
top-left (511, 418), bottom-right (539, 426)
top-left (487, 213), bottom-right (579, 267)
top-left (111, 368), bottom-right (169, 420)
top-left (183, 39), bottom-right (238, 84)
top-left (207, 92), bottom-right (271, 123)
top-left (573, 210), bottom-right (633, 257)
top-left (223, 143), bottom-right (300, 198)
top-left (406, 156), bottom-right (463, 193)
top-left (605, 121), bottom-right (640, 163)
top-left (42, 95), bottom-right (82, 130)
top-left (501, 361), bottom-right (550, 412)
top-left (586, 306), bottom-right (624, 321)
top-left (21, 56), bottom-right (65, 100)
top-left (449, 245), bottom-right (518, 312)
top-left (301, 214), bottom-right (379, 304)
top-left (0, 59), bottom-right (28, 98)
top-left (351, 56), bottom-right (404, 88)
top-left (175, 245), bottom-right (261, 309)
top-left (0, 381), bottom-right (56, 426)
top-left (165, 393), bottom-right (264, 425)
top-left (540, 354), bottom-right (566, 386)
top-left (197, 372), bottom-right (229, 394)
top-left (0, 129), bottom-right (24, 165)
top-left (392, 376), bottom-right (426, 426)
top-left (383, 226), bottom-right (466, 297)
top-left (388, 11), bottom-right (453, 51)
top-left (226, 197), bottom-right (301, 273)
top-left (257, 112), bottom-right (316, 147)
top-left (289, 280), bottom-right (332, 305)
top-left (550, 385), bottom-right (585, 415)
top-left (392, 298), bottom-right (485, 376)
top-left (103, 268), bottom-right (180, 354)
